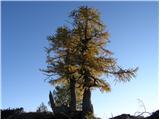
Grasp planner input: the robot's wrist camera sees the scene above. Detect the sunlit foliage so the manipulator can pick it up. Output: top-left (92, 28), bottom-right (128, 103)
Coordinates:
top-left (43, 6), bottom-right (138, 116)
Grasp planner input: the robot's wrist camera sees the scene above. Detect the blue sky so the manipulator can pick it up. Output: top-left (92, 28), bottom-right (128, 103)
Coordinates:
top-left (1, 1), bottom-right (158, 118)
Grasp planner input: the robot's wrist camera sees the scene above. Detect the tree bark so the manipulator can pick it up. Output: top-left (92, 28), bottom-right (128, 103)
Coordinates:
top-left (49, 91), bottom-right (56, 115)
top-left (82, 87), bottom-right (93, 115)
top-left (69, 78), bottom-right (76, 112)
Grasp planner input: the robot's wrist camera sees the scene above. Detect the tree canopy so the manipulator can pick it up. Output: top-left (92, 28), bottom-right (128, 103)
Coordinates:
top-left (43, 6), bottom-right (138, 117)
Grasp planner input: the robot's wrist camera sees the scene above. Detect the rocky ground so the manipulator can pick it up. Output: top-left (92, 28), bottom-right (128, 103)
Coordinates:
top-left (110, 110), bottom-right (159, 119)
top-left (1, 108), bottom-right (159, 119)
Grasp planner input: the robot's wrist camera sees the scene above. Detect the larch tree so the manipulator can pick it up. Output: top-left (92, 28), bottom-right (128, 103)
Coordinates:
top-left (43, 26), bottom-right (80, 112)
top-left (69, 6), bottom-right (138, 117)
top-left (43, 6), bottom-right (138, 118)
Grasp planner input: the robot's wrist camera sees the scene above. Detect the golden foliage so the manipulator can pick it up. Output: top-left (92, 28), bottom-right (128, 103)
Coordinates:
top-left (44, 6), bottom-right (138, 102)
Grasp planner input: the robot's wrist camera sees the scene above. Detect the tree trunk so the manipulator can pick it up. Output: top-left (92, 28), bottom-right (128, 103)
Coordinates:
top-left (49, 91), bottom-right (56, 115)
top-left (69, 78), bottom-right (76, 112)
top-left (82, 87), bottom-right (93, 115)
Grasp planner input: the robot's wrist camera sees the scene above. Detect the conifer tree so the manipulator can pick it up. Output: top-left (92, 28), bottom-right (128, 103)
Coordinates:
top-left (43, 6), bottom-right (138, 117)
top-left (69, 6), bottom-right (138, 116)
top-left (43, 26), bottom-right (79, 112)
